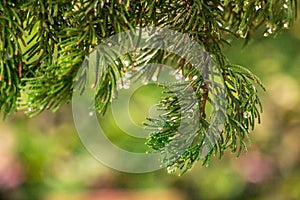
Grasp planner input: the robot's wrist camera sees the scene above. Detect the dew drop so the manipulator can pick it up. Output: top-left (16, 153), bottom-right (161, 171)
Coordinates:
top-left (118, 78), bottom-right (131, 89)
top-left (255, 5), bottom-right (261, 11)
top-left (124, 60), bottom-right (129, 66)
top-left (167, 166), bottom-right (176, 173)
top-left (243, 112), bottom-right (251, 119)
top-left (123, 81), bottom-right (130, 89)
top-left (6, 53), bottom-right (12, 59)
top-left (175, 72), bottom-right (183, 80)
top-left (142, 79), bottom-right (148, 85)
top-left (217, 21), bottom-right (223, 27)
top-left (151, 76), bottom-right (158, 81)
top-left (112, 92), bottom-right (117, 99)
top-left (170, 116), bottom-right (177, 121)
top-left (217, 5), bottom-right (224, 12)
top-left (267, 28), bottom-right (273, 34)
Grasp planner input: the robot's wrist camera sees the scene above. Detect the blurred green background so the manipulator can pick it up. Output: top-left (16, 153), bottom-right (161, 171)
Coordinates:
top-left (1, 18), bottom-right (300, 200)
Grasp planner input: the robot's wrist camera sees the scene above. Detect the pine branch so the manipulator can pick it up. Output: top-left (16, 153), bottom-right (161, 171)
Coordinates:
top-left (0, 0), bottom-right (298, 174)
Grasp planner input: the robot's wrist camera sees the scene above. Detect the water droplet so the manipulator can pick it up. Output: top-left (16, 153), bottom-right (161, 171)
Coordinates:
top-left (217, 5), bottom-right (224, 12)
top-left (167, 166), bottom-right (176, 173)
top-left (174, 70), bottom-right (183, 80)
top-left (123, 81), bottom-right (130, 89)
top-left (89, 111), bottom-right (94, 116)
top-left (124, 60), bottom-right (129, 66)
top-left (6, 53), bottom-right (12, 59)
top-left (124, 72), bottom-right (132, 78)
top-left (267, 28), bottom-right (273, 34)
top-left (112, 91), bottom-right (117, 99)
top-left (243, 112), bottom-right (251, 119)
top-left (142, 79), bottom-right (148, 85)
top-left (255, 5), bottom-right (261, 10)
top-left (237, 30), bottom-right (247, 38)
top-left (118, 78), bottom-right (131, 89)
top-left (170, 116), bottom-right (177, 121)
top-left (151, 76), bottom-right (158, 81)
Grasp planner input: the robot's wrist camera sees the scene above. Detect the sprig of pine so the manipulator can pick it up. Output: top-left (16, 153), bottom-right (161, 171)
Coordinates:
top-left (0, 0), bottom-right (297, 174)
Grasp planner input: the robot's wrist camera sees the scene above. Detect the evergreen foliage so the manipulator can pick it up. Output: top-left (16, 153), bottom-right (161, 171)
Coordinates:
top-left (0, 0), bottom-right (297, 174)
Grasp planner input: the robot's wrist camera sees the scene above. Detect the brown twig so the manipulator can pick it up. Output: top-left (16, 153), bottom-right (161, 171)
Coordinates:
top-left (18, 60), bottom-right (22, 78)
